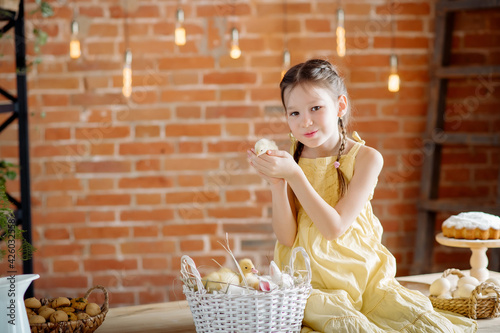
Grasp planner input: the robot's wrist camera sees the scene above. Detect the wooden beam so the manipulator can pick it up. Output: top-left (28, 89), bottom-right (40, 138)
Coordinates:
top-left (435, 66), bottom-right (500, 78)
top-left (419, 200), bottom-right (500, 215)
top-left (437, 0), bottom-right (500, 12)
top-left (437, 133), bottom-right (500, 146)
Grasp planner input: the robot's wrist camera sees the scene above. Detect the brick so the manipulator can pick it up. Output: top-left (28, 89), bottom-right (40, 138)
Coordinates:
top-left (89, 211), bottom-right (115, 223)
top-left (120, 209), bottom-right (175, 221)
top-left (143, 257), bottom-right (168, 270)
top-left (121, 241), bottom-right (175, 254)
top-left (136, 194), bottom-right (162, 205)
top-left (207, 206), bottom-right (263, 218)
top-left (89, 178), bottom-right (115, 191)
top-left (175, 106), bottom-right (201, 119)
top-left (39, 244), bottom-right (85, 257)
top-left (84, 259), bottom-right (138, 271)
top-left (164, 158), bottom-right (219, 171)
top-left (42, 94), bottom-right (70, 107)
top-left (88, 23), bottom-right (119, 37)
top-left (166, 124), bottom-right (221, 137)
top-left (164, 223), bottom-right (218, 236)
top-left (45, 127), bottom-right (71, 141)
top-left (158, 56), bottom-right (215, 70)
top-left (178, 175), bottom-right (204, 187)
top-left (46, 195), bottom-right (73, 208)
top-left (76, 161), bottom-right (131, 173)
top-left (180, 239), bottom-right (205, 252)
top-left (203, 72), bottom-right (257, 85)
top-left (53, 259), bottom-right (80, 273)
top-left (161, 89), bottom-right (216, 102)
top-left (119, 142), bottom-right (174, 155)
top-left (206, 106), bottom-right (261, 118)
top-left (90, 244), bottom-right (116, 255)
top-left (117, 108), bottom-right (171, 121)
top-left (77, 194), bottom-right (131, 206)
top-left (136, 159), bottom-right (161, 171)
top-left (33, 211), bottom-right (86, 225)
top-left (226, 123), bottom-right (250, 136)
top-left (43, 228), bottom-right (71, 240)
top-left (119, 176), bottom-right (174, 189)
top-left (133, 225), bottom-right (160, 237)
top-left (178, 142), bottom-right (203, 153)
top-left (135, 125), bottom-right (160, 138)
top-left (74, 226), bottom-right (130, 239)
top-left (165, 191), bottom-right (220, 204)
top-left (220, 89), bottom-right (247, 101)
top-left (36, 276), bottom-right (88, 289)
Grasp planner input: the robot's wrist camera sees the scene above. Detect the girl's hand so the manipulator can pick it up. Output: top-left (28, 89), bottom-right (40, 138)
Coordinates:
top-left (247, 148), bottom-right (298, 184)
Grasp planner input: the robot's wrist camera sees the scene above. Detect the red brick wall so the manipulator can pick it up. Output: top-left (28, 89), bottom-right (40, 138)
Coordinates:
top-left (0, 0), bottom-right (499, 306)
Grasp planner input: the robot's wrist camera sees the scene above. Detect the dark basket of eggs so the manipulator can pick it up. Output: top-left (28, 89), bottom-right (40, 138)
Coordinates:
top-left (26, 285), bottom-right (109, 333)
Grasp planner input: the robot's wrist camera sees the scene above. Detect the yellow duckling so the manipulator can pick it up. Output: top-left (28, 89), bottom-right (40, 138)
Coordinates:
top-left (238, 258), bottom-right (261, 289)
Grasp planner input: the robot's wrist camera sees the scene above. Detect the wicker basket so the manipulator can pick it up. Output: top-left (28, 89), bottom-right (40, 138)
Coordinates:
top-left (30, 285), bottom-right (109, 333)
top-left (180, 247), bottom-right (312, 333)
top-left (429, 269), bottom-right (500, 319)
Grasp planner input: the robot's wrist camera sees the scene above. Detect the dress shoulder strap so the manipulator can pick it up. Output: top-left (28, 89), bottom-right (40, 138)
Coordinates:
top-left (347, 131), bottom-right (365, 157)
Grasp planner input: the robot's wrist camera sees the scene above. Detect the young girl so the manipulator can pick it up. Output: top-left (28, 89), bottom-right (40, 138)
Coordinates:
top-left (248, 59), bottom-right (476, 333)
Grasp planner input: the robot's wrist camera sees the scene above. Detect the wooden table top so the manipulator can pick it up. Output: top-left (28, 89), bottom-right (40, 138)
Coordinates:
top-left (96, 271), bottom-right (500, 333)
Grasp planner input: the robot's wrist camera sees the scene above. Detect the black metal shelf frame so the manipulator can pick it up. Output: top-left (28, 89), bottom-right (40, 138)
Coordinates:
top-left (0, 0), bottom-right (34, 297)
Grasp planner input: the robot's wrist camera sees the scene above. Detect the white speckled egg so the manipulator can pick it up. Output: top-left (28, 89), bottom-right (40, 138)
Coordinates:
top-left (429, 277), bottom-right (451, 296)
top-left (485, 277), bottom-right (500, 287)
top-left (456, 283), bottom-right (476, 298)
top-left (457, 276), bottom-right (480, 288)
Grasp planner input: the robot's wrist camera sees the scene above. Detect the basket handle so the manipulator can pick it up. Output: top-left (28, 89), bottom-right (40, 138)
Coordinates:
top-left (441, 268), bottom-right (465, 279)
top-left (180, 255), bottom-right (205, 291)
top-left (83, 285), bottom-right (109, 311)
top-left (289, 247), bottom-right (312, 284)
top-left (469, 282), bottom-right (500, 319)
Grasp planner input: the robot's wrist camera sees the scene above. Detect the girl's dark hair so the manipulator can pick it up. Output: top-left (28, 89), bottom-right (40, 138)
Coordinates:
top-left (280, 59), bottom-right (351, 198)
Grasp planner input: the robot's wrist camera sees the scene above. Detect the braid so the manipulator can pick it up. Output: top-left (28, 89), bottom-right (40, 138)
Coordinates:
top-left (293, 141), bottom-right (305, 163)
top-left (336, 118), bottom-right (349, 198)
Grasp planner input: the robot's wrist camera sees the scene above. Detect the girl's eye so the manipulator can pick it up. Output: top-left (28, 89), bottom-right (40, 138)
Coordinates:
top-left (289, 111), bottom-right (299, 117)
top-left (311, 106), bottom-right (321, 111)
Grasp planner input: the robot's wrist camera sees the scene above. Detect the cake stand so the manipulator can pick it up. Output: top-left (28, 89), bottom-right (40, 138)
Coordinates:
top-left (435, 233), bottom-right (500, 281)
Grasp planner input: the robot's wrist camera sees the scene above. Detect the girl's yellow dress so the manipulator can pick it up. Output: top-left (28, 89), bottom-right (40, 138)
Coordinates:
top-left (274, 133), bottom-right (477, 333)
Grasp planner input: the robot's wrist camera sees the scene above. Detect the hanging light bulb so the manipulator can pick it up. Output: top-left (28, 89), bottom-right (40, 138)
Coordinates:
top-left (388, 54), bottom-right (400, 92)
top-left (175, 8), bottom-right (186, 46)
top-left (281, 48), bottom-right (290, 79)
top-left (336, 8), bottom-right (346, 57)
top-left (70, 18), bottom-right (81, 59)
top-left (230, 27), bottom-right (241, 59)
top-left (122, 48), bottom-right (132, 98)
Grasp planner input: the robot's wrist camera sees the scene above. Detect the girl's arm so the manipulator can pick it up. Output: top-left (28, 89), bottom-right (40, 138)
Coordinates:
top-left (269, 182), bottom-right (297, 247)
top-left (248, 149), bottom-right (298, 246)
top-left (287, 146), bottom-right (383, 240)
top-left (252, 146), bottom-right (383, 240)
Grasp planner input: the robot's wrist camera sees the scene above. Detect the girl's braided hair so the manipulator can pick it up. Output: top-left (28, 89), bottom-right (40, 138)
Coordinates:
top-left (280, 59), bottom-right (351, 198)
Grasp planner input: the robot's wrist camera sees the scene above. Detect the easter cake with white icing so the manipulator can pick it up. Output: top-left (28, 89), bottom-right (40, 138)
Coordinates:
top-left (442, 211), bottom-right (500, 240)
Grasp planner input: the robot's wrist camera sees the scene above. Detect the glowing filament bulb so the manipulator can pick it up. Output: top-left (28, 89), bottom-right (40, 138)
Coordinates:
top-left (336, 8), bottom-right (346, 57)
top-left (175, 8), bottom-right (186, 46)
top-left (230, 27), bottom-right (241, 59)
top-left (70, 20), bottom-right (81, 59)
top-left (281, 49), bottom-right (290, 79)
top-left (388, 54), bottom-right (400, 92)
top-left (122, 49), bottom-right (132, 98)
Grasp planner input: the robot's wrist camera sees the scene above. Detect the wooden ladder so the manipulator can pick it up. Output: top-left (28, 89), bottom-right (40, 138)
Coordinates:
top-left (411, 0), bottom-right (500, 275)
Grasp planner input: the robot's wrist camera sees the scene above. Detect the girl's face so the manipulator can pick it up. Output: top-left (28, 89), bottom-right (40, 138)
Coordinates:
top-left (284, 83), bottom-right (346, 154)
